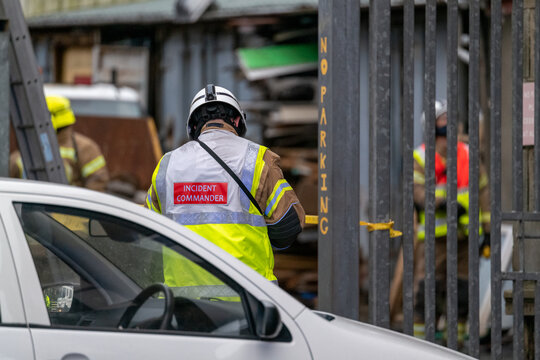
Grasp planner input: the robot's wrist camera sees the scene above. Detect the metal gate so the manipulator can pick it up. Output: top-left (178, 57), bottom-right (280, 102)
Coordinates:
top-left (318, 0), bottom-right (540, 358)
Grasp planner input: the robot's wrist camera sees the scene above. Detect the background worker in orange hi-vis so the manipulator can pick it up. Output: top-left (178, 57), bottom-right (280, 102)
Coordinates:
top-left (411, 99), bottom-right (491, 346)
top-left (10, 94), bottom-right (109, 192)
top-left (145, 84), bottom-right (305, 288)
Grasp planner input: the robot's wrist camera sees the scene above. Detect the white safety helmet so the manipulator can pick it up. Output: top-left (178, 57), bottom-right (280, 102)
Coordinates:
top-left (420, 99), bottom-right (448, 127)
top-left (187, 84), bottom-right (247, 140)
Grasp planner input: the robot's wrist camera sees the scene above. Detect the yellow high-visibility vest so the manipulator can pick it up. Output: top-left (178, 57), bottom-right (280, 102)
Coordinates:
top-left (149, 129), bottom-right (276, 286)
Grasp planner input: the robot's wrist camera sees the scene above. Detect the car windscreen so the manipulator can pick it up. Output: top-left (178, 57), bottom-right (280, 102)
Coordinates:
top-left (69, 99), bottom-right (143, 118)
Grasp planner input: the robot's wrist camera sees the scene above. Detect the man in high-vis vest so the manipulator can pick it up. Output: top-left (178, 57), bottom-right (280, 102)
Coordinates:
top-left (10, 95), bottom-right (109, 192)
top-left (412, 99), bottom-right (491, 345)
top-left (145, 84), bottom-right (305, 287)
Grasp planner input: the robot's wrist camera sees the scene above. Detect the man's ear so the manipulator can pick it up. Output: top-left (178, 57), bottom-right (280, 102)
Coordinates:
top-left (232, 116), bottom-right (240, 127)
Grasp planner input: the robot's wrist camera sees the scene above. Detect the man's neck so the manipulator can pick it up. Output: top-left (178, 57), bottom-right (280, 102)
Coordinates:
top-left (200, 119), bottom-right (238, 136)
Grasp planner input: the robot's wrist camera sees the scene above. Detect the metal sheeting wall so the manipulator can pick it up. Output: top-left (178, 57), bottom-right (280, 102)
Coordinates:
top-left (159, 25), bottom-right (259, 150)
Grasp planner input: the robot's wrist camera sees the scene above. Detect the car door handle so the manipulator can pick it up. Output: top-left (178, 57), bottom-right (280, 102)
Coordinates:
top-left (61, 354), bottom-right (89, 360)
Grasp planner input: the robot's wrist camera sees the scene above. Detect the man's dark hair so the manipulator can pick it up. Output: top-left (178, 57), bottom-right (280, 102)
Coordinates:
top-left (190, 102), bottom-right (241, 138)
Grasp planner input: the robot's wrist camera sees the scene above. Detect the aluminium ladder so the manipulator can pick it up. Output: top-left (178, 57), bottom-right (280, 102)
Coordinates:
top-left (0, 0), bottom-right (66, 183)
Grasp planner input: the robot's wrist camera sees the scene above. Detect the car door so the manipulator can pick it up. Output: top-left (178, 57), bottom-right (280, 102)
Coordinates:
top-left (0, 202), bottom-right (34, 360)
top-left (6, 194), bottom-right (311, 360)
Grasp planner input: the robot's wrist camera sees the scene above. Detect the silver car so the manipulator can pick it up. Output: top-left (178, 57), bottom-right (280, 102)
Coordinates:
top-left (0, 178), bottom-right (472, 359)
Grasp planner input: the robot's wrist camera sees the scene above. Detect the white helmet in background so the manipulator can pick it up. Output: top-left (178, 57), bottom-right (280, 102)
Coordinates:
top-left (187, 84), bottom-right (247, 140)
top-left (420, 99), bottom-right (448, 127)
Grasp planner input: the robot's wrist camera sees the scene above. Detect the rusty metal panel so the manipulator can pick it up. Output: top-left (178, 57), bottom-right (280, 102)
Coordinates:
top-left (73, 116), bottom-right (162, 191)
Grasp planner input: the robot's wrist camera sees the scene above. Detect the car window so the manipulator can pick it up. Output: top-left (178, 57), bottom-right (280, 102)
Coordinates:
top-left (14, 203), bottom-right (255, 338)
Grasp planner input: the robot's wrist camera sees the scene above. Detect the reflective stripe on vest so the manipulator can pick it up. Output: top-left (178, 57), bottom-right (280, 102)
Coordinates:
top-left (16, 156), bottom-right (26, 179)
top-left (153, 130), bottom-right (276, 282)
top-left (417, 211), bottom-right (449, 240)
top-left (60, 147), bottom-right (76, 162)
top-left (265, 179), bottom-right (293, 217)
top-left (81, 155), bottom-right (106, 178)
top-left (153, 152), bottom-right (171, 213)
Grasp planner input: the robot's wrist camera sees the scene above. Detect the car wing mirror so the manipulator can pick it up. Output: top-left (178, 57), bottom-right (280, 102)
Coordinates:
top-left (43, 284), bottom-right (75, 313)
top-left (89, 218), bottom-right (138, 242)
top-left (255, 300), bottom-right (282, 339)
top-left (89, 219), bottom-right (108, 237)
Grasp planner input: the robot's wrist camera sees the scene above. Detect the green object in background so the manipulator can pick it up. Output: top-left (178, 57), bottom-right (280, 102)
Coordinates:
top-left (237, 43), bottom-right (317, 70)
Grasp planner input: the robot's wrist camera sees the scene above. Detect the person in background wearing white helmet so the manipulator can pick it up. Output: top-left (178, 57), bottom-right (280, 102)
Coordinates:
top-left (10, 95), bottom-right (109, 192)
top-left (412, 99), bottom-right (490, 346)
top-left (145, 84), bottom-right (305, 286)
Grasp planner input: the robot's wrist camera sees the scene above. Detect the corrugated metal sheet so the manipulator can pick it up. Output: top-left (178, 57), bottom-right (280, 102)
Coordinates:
top-left (203, 0), bottom-right (317, 19)
top-left (26, 0), bottom-right (319, 28)
top-left (203, 0), bottom-right (471, 18)
top-left (26, 0), bottom-right (177, 27)
top-left (357, 0), bottom-right (472, 7)
top-left (25, 0), bottom-right (475, 28)
top-left (22, 0), bottom-right (149, 18)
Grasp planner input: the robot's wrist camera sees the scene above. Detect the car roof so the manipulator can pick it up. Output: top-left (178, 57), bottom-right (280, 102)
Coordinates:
top-left (43, 83), bottom-right (140, 102)
top-left (0, 177), bottom-right (173, 236)
top-left (0, 177), bottom-right (136, 205)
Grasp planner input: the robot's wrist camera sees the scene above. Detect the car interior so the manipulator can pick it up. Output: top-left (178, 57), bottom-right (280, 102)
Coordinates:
top-left (14, 202), bottom-right (289, 341)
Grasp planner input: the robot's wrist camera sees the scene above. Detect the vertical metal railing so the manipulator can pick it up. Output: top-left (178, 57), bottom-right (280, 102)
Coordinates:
top-left (317, 0), bottom-right (360, 320)
top-left (535, 4), bottom-right (540, 358)
top-left (423, 0), bottom-right (437, 343)
top-left (0, 19), bottom-right (8, 177)
top-left (512, 0), bottom-right (524, 215)
top-left (490, 0), bottom-right (503, 358)
top-left (468, 0), bottom-right (481, 357)
top-left (535, 281), bottom-right (540, 360)
top-left (446, 0), bottom-right (459, 350)
top-left (318, 0), bottom-right (540, 357)
top-left (468, 0), bottom-right (481, 355)
top-left (536, 0), bottom-right (540, 214)
top-left (368, 0), bottom-right (391, 328)
top-left (401, 0), bottom-right (415, 337)
top-left (512, 1), bottom-right (525, 359)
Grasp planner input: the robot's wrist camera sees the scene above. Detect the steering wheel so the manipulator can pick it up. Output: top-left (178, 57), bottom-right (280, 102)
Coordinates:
top-left (117, 283), bottom-right (174, 330)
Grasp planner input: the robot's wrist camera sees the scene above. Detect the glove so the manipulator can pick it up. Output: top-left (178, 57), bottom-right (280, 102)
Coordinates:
top-left (479, 233), bottom-right (490, 258)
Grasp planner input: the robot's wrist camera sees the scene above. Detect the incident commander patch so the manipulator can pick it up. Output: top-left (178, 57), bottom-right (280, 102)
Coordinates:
top-left (174, 182), bottom-right (228, 204)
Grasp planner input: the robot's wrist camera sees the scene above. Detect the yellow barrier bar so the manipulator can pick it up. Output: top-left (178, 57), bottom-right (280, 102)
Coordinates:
top-left (305, 215), bottom-right (319, 225)
top-left (304, 215), bottom-right (402, 238)
top-left (360, 220), bottom-right (402, 238)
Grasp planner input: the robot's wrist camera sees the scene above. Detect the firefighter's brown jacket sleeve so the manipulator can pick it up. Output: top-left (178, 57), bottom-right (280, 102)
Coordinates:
top-left (72, 132), bottom-right (109, 192)
top-left (254, 149), bottom-right (305, 228)
top-left (9, 151), bottom-right (23, 179)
